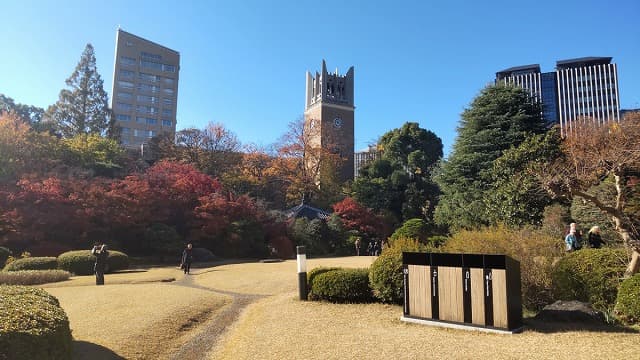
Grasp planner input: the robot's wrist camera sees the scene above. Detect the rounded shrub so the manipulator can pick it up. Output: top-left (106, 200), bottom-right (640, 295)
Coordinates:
top-left (0, 246), bottom-right (11, 267)
top-left (0, 285), bottom-right (72, 360)
top-left (552, 248), bottom-right (627, 310)
top-left (369, 237), bottom-right (427, 304)
top-left (192, 247), bottom-right (216, 262)
top-left (390, 218), bottom-right (430, 243)
top-left (3, 257), bottom-right (58, 272)
top-left (307, 267), bottom-right (340, 300)
top-left (57, 250), bottom-right (129, 276)
top-left (615, 274), bottom-right (640, 324)
top-left (310, 268), bottom-right (372, 303)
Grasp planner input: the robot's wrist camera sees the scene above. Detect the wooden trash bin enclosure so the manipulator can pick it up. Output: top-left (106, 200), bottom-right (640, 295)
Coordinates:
top-left (402, 252), bottom-right (522, 333)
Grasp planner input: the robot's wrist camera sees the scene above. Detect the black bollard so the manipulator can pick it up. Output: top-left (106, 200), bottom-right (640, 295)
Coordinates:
top-left (297, 246), bottom-right (308, 300)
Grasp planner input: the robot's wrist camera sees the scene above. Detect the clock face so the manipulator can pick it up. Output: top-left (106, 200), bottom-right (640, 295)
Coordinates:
top-left (333, 117), bottom-right (343, 128)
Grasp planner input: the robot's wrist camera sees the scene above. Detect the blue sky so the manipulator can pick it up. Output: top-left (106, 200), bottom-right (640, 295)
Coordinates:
top-left (2, 0), bottom-right (639, 156)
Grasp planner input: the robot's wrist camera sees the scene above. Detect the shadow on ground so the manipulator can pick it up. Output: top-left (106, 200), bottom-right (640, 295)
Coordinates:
top-left (73, 341), bottom-right (126, 360)
top-left (524, 318), bottom-right (639, 334)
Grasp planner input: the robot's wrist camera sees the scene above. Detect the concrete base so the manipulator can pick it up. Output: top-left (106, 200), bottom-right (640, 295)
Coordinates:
top-left (400, 316), bottom-right (523, 335)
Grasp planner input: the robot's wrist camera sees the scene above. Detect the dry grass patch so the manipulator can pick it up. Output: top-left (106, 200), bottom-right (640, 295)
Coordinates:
top-left (42, 266), bottom-right (181, 288)
top-left (209, 292), bottom-right (638, 360)
top-left (45, 283), bottom-right (230, 360)
top-left (193, 257), bottom-right (376, 295)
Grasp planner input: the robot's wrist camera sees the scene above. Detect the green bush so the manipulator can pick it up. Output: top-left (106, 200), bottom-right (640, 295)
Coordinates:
top-left (390, 218), bottom-right (430, 243)
top-left (441, 226), bottom-right (563, 310)
top-left (0, 270), bottom-right (71, 286)
top-left (552, 248), bottom-right (627, 310)
top-left (57, 250), bottom-right (129, 276)
top-left (310, 268), bottom-right (373, 303)
top-left (615, 274), bottom-right (640, 324)
top-left (3, 257), bottom-right (58, 272)
top-left (307, 267), bottom-right (341, 300)
top-left (0, 285), bottom-right (72, 360)
top-left (369, 237), bottom-right (427, 304)
top-left (0, 246), bottom-right (11, 267)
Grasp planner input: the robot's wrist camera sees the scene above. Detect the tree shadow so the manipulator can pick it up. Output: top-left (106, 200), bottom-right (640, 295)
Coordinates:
top-left (73, 340), bottom-right (126, 360)
top-left (524, 317), bottom-right (639, 334)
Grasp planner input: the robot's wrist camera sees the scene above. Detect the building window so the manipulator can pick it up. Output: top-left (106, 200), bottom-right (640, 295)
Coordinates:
top-left (162, 119), bottom-right (172, 126)
top-left (162, 109), bottom-right (172, 116)
top-left (120, 56), bottom-right (136, 66)
top-left (163, 98), bottom-right (173, 105)
top-left (116, 102), bottom-right (132, 111)
top-left (117, 92), bottom-right (133, 100)
top-left (163, 77), bottom-right (175, 85)
top-left (140, 60), bottom-right (163, 71)
top-left (121, 127), bottom-right (130, 135)
top-left (136, 95), bottom-right (159, 104)
top-left (141, 51), bottom-right (162, 60)
top-left (118, 80), bottom-right (134, 90)
top-left (133, 129), bottom-right (142, 137)
top-left (138, 83), bottom-right (159, 93)
top-left (119, 69), bottom-right (135, 78)
top-left (162, 64), bottom-right (176, 72)
top-left (148, 130), bottom-right (155, 138)
top-left (116, 114), bottom-right (131, 122)
top-left (139, 72), bottom-right (159, 82)
top-left (136, 105), bottom-right (158, 114)
top-left (136, 116), bottom-right (157, 125)
top-left (162, 88), bottom-right (174, 96)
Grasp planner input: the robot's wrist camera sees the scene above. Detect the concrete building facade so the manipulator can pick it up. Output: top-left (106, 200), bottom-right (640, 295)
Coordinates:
top-left (304, 60), bottom-right (355, 182)
top-left (111, 29), bottom-right (180, 148)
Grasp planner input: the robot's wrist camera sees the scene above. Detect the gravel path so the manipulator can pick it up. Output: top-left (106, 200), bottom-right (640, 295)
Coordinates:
top-left (167, 270), bottom-right (265, 360)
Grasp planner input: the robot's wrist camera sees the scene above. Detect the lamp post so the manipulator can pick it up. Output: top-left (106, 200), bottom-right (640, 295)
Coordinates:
top-left (297, 246), bottom-right (308, 300)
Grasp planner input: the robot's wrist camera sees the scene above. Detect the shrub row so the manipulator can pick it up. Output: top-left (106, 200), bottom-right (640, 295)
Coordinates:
top-left (551, 248), bottom-right (627, 310)
top-left (57, 250), bottom-right (129, 276)
top-left (615, 274), bottom-right (640, 324)
top-left (4, 257), bottom-right (58, 272)
top-left (309, 267), bottom-right (373, 303)
top-left (0, 270), bottom-right (71, 286)
top-left (2, 251), bottom-right (130, 276)
top-left (0, 285), bottom-right (72, 360)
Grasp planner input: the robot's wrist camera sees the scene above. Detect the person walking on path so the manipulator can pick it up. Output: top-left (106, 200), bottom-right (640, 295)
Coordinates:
top-left (588, 226), bottom-right (606, 248)
top-left (181, 243), bottom-right (193, 274)
top-left (564, 229), bottom-right (579, 252)
top-left (354, 237), bottom-right (361, 256)
top-left (91, 243), bottom-right (109, 285)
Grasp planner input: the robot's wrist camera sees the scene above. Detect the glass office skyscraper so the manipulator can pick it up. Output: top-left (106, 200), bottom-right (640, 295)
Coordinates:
top-left (496, 57), bottom-right (620, 136)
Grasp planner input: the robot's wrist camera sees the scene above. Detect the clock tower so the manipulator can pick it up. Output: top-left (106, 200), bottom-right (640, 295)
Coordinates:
top-left (304, 60), bottom-right (355, 182)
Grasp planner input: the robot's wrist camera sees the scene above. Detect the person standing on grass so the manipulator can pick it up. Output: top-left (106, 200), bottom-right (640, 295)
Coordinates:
top-left (354, 237), bottom-right (361, 256)
top-left (91, 243), bottom-right (108, 285)
top-left (181, 243), bottom-right (193, 274)
top-left (588, 226), bottom-right (606, 248)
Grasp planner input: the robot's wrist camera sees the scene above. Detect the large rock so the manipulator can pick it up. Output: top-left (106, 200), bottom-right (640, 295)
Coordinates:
top-left (534, 300), bottom-right (605, 323)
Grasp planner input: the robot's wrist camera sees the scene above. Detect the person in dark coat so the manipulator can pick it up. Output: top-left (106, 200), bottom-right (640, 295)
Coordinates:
top-left (91, 243), bottom-right (109, 285)
top-left (181, 243), bottom-right (193, 274)
top-left (588, 226), bottom-right (606, 248)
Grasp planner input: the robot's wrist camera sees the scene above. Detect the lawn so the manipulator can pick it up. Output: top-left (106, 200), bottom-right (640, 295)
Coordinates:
top-left (38, 257), bottom-right (638, 360)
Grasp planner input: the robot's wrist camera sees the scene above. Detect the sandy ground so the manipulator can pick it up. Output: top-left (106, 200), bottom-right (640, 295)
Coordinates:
top-left (37, 257), bottom-right (640, 360)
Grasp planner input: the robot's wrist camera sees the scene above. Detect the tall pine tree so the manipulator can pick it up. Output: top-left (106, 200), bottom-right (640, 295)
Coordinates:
top-left (45, 44), bottom-right (111, 137)
top-left (433, 85), bottom-right (546, 230)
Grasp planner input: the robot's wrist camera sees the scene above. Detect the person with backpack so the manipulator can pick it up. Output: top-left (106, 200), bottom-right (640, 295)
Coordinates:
top-left (564, 228), bottom-right (579, 252)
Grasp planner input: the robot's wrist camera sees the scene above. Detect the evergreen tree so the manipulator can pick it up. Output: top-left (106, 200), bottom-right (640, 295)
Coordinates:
top-left (433, 85), bottom-right (546, 230)
top-left (45, 44), bottom-right (111, 138)
top-left (351, 122), bottom-right (442, 225)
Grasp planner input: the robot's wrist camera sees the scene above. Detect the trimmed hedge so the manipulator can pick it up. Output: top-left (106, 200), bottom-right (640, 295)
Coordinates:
top-left (0, 285), bottom-right (72, 360)
top-left (192, 247), bottom-right (216, 262)
top-left (0, 270), bottom-right (71, 286)
top-left (57, 250), bottom-right (130, 276)
top-left (369, 237), bottom-right (427, 304)
top-left (615, 274), bottom-right (640, 324)
top-left (552, 248), bottom-right (627, 310)
top-left (307, 267), bottom-right (341, 300)
top-left (0, 246), bottom-right (11, 267)
top-left (310, 268), bottom-right (373, 303)
top-left (3, 257), bottom-right (58, 272)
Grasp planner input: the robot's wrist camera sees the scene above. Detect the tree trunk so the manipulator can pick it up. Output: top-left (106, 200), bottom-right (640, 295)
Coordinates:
top-left (625, 250), bottom-right (640, 278)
